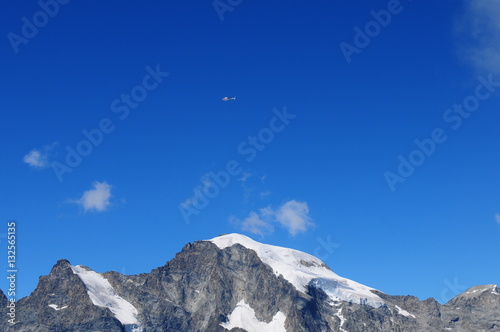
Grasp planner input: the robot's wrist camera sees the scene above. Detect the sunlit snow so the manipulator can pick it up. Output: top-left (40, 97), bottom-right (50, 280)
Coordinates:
top-left (395, 305), bottom-right (415, 318)
top-left (334, 306), bottom-right (348, 332)
top-left (48, 304), bottom-right (68, 310)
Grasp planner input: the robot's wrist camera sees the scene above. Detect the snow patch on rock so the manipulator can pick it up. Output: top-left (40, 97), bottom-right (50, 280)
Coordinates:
top-left (395, 305), bottom-right (415, 318)
top-left (221, 299), bottom-right (286, 332)
top-left (48, 304), bottom-right (68, 310)
top-left (70, 265), bottom-right (143, 331)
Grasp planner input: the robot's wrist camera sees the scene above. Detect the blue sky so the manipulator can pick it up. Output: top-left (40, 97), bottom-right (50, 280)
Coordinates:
top-left (1, 0), bottom-right (499, 303)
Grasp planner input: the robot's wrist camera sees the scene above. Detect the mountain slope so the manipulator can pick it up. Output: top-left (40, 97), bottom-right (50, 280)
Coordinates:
top-left (3, 233), bottom-right (498, 332)
top-left (210, 233), bottom-right (385, 307)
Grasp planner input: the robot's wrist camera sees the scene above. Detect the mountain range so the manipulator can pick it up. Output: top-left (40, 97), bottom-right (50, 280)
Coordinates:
top-left (2, 233), bottom-right (499, 331)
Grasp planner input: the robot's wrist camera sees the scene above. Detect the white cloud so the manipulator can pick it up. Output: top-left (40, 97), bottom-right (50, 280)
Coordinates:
top-left (457, 0), bottom-right (500, 73)
top-left (74, 181), bottom-right (112, 213)
top-left (237, 211), bottom-right (275, 237)
top-left (23, 149), bottom-right (48, 168)
top-left (259, 191), bottom-right (271, 198)
top-left (232, 200), bottom-right (314, 237)
top-left (495, 213), bottom-right (500, 224)
top-left (238, 172), bottom-right (252, 182)
top-left (23, 142), bottom-right (58, 169)
top-left (274, 200), bottom-right (314, 236)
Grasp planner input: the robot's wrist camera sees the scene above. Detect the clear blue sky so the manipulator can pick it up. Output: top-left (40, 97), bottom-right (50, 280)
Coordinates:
top-left (1, 0), bottom-right (499, 303)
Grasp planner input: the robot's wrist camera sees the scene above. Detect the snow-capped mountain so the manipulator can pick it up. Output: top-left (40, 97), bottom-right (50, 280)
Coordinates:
top-left (210, 234), bottom-right (385, 308)
top-left (2, 233), bottom-right (499, 331)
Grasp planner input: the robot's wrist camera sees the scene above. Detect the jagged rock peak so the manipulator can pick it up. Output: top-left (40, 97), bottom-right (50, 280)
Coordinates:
top-left (55, 258), bottom-right (71, 266)
top-left (47, 258), bottom-right (75, 278)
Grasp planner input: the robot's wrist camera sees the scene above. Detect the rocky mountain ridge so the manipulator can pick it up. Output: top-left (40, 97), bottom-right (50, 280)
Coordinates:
top-left (2, 233), bottom-right (499, 331)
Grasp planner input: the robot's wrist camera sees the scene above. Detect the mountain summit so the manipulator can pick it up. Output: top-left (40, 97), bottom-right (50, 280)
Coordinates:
top-left (3, 233), bottom-right (499, 331)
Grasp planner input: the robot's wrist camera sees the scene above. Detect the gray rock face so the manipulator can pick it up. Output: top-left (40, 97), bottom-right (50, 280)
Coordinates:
top-left (1, 236), bottom-right (498, 332)
top-left (441, 285), bottom-right (500, 331)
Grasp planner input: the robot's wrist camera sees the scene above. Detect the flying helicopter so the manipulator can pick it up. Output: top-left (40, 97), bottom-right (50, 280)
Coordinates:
top-left (222, 96), bottom-right (236, 101)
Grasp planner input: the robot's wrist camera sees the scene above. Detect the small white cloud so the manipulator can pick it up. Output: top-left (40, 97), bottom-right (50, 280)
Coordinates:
top-left (74, 181), bottom-right (112, 213)
top-left (23, 149), bottom-right (48, 168)
top-left (23, 142), bottom-right (58, 169)
top-left (457, 0), bottom-right (500, 73)
top-left (274, 200), bottom-right (314, 236)
top-left (238, 172), bottom-right (252, 182)
top-left (232, 200), bottom-right (314, 237)
top-left (495, 213), bottom-right (500, 224)
top-left (233, 211), bottom-right (274, 237)
top-left (259, 191), bottom-right (271, 198)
